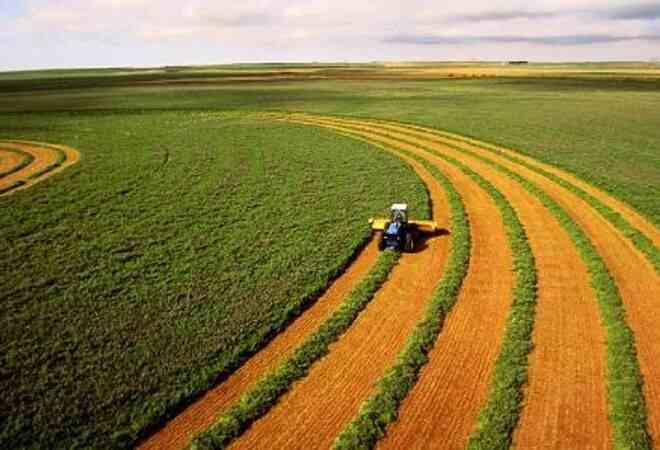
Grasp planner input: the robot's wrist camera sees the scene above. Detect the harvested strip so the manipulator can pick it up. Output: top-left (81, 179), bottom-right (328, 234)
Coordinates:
top-left (192, 248), bottom-right (401, 450)
top-left (306, 116), bottom-right (660, 271)
top-left (0, 148), bottom-right (32, 178)
top-left (379, 126), bottom-right (656, 446)
top-left (328, 137), bottom-right (474, 448)
top-left (226, 148), bottom-right (451, 450)
top-left (0, 140), bottom-right (80, 196)
top-left (302, 117), bottom-right (610, 449)
top-left (391, 121), bottom-right (660, 248)
top-left (138, 240), bottom-right (380, 450)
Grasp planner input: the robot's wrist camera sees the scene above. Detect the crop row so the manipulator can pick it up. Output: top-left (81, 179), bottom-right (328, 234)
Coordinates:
top-left (191, 249), bottom-right (400, 450)
top-left (329, 139), bottom-right (471, 450)
top-left (426, 135), bottom-right (651, 448)
top-left (298, 120), bottom-right (538, 449)
top-left (384, 123), bottom-right (660, 273)
top-left (0, 147), bottom-right (34, 178)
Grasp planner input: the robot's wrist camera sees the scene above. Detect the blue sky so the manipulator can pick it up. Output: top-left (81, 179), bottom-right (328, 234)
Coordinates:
top-left (1, 0), bottom-right (660, 71)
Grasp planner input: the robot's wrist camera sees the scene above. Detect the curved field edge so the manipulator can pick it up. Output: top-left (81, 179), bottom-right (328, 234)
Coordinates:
top-left (0, 116), bottom-right (430, 450)
top-left (190, 250), bottom-right (400, 450)
top-left (321, 134), bottom-right (472, 449)
top-left (304, 115), bottom-right (650, 448)
top-left (289, 114), bottom-right (659, 273)
top-left (372, 122), bottom-right (660, 274)
top-left (0, 148), bottom-right (34, 178)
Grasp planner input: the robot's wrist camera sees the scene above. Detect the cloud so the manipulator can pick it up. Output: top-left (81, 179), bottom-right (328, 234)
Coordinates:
top-left (605, 2), bottom-right (660, 20)
top-left (445, 10), bottom-right (558, 23)
top-left (385, 33), bottom-right (660, 46)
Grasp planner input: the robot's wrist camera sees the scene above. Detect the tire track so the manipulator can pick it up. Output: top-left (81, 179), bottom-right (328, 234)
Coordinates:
top-left (297, 117), bottom-right (610, 449)
top-left (0, 140), bottom-right (79, 196)
top-left (138, 240), bottom-right (381, 450)
top-left (228, 148), bottom-right (451, 450)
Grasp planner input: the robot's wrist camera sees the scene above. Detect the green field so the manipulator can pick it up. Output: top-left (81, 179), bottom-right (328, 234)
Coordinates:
top-left (0, 112), bottom-right (428, 449)
top-left (1, 63), bottom-right (659, 449)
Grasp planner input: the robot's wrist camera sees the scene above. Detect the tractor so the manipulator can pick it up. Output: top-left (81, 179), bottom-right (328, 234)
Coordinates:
top-left (369, 203), bottom-right (439, 252)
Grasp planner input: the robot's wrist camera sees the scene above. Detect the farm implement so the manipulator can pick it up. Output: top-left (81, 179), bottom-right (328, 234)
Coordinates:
top-left (369, 203), bottom-right (439, 252)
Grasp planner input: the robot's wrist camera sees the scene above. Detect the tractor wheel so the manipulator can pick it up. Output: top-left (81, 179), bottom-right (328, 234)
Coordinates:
top-left (405, 232), bottom-right (415, 252)
top-left (378, 234), bottom-right (386, 251)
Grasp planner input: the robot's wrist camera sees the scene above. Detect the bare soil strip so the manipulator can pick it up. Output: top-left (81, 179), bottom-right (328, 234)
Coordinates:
top-left (300, 117), bottom-right (611, 449)
top-left (0, 141), bottom-right (79, 196)
top-left (292, 117), bottom-right (516, 449)
top-left (331, 119), bottom-right (660, 445)
top-left (229, 151), bottom-right (451, 450)
top-left (138, 241), bottom-right (381, 450)
top-left (0, 149), bottom-right (29, 178)
top-left (391, 122), bottom-right (660, 248)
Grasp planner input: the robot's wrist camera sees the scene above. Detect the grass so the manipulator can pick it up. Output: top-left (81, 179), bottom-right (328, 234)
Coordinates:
top-left (0, 74), bottom-right (657, 226)
top-left (190, 249), bottom-right (400, 450)
top-left (0, 112), bottom-right (429, 449)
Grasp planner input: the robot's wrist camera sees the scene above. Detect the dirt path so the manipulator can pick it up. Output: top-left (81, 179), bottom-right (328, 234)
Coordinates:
top-left (229, 150), bottom-right (451, 450)
top-left (138, 240), bottom-right (380, 450)
top-left (0, 141), bottom-right (80, 196)
top-left (298, 117), bottom-right (610, 449)
top-left (323, 118), bottom-right (660, 445)
top-left (0, 149), bottom-right (29, 177)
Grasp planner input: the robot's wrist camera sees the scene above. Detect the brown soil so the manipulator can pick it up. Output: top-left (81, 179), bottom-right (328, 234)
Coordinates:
top-left (138, 240), bottom-right (381, 450)
top-left (297, 117), bottom-right (611, 449)
top-left (0, 149), bottom-right (28, 175)
top-left (332, 118), bottom-right (660, 445)
top-left (0, 141), bottom-right (80, 196)
top-left (229, 149), bottom-right (451, 450)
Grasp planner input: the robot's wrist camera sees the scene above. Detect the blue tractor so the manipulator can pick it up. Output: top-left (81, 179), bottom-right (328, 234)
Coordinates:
top-left (369, 203), bottom-right (439, 252)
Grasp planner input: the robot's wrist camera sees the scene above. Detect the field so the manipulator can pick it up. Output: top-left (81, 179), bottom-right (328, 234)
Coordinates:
top-left (0, 63), bottom-right (658, 450)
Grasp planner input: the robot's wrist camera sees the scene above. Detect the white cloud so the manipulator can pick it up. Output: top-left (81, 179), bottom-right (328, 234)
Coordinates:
top-left (3, 0), bottom-right (660, 70)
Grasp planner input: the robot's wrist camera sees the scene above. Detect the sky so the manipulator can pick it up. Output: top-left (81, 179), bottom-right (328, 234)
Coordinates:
top-left (1, 0), bottom-right (660, 71)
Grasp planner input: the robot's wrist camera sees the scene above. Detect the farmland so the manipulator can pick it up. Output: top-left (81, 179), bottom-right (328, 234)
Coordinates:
top-left (0, 63), bottom-right (659, 449)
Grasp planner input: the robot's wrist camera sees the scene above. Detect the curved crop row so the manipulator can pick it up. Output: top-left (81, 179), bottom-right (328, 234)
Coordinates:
top-left (285, 115), bottom-right (650, 448)
top-left (0, 148), bottom-right (34, 178)
top-left (328, 141), bottom-right (471, 450)
top-left (190, 249), bottom-right (400, 450)
top-left (292, 119), bottom-right (538, 449)
top-left (372, 122), bottom-right (660, 273)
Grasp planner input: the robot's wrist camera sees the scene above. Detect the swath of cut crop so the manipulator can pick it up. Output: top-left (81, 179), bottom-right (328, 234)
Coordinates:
top-left (0, 149), bottom-right (30, 178)
top-left (0, 140), bottom-right (79, 196)
top-left (226, 148), bottom-right (451, 450)
top-left (138, 240), bottom-right (381, 450)
top-left (298, 116), bottom-right (611, 449)
top-left (339, 119), bottom-right (657, 446)
top-left (289, 116), bottom-right (516, 449)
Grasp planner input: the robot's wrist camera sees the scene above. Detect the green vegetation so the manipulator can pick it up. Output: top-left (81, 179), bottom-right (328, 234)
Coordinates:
top-left (426, 139), bottom-right (651, 449)
top-left (0, 112), bottom-right (428, 449)
top-left (191, 249), bottom-right (400, 450)
top-left (330, 139), bottom-right (471, 450)
top-left (0, 70), bottom-right (657, 225)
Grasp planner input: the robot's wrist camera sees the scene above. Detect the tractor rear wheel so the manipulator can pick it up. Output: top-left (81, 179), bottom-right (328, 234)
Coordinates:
top-left (405, 232), bottom-right (415, 252)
